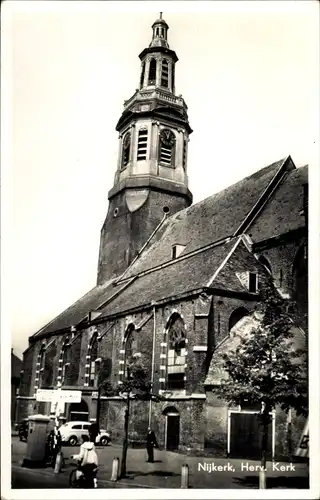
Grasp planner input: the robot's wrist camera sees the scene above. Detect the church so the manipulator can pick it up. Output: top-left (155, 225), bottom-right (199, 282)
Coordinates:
top-left (17, 14), bottom-right (308, 459)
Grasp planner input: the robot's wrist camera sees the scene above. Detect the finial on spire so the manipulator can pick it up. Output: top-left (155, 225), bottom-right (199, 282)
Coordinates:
top-left (159, 12), bottom-right (163, 19)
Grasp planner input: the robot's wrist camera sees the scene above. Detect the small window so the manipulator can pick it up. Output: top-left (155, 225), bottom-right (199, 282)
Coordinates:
top-left (83, 424), bottom-right (90, 430)
top-left (172, 244), bottom-right (185, 259)
top-left (248, 272), bottom-right (258, 293)
top-left (137, 129), bottom-right (148, 161)
top-left (148, 59), bottom-right (157, 85)
top-left (72, 424), bottom-right (82, 429)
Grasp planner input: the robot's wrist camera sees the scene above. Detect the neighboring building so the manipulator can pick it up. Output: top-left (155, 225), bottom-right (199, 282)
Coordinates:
top-left (11, 349), bottom-right (22, 425)
top-left (17, 15), bottom-right (308, 459)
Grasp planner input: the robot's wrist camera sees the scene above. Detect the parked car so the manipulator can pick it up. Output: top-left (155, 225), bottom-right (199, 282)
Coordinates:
top-left (18, 419), bottom-right (29, 442)
top-left (59, 421), bottom-right (111, 446)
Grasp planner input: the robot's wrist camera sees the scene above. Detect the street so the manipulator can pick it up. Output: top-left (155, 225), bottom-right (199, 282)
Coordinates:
top-left (11, 436), bottom-right (309, 489)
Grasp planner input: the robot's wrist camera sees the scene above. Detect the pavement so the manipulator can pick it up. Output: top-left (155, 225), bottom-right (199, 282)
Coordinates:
top-left (11, 436), bottom-right (309, 490)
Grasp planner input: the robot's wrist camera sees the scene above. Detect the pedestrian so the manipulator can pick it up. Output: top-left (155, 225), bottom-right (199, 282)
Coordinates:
top-left (51, 418), bottom-right (62, 468)
top-left (89, 420), bottom-right (100, 444)
top-left (146, 427), bottom-right (159, 463)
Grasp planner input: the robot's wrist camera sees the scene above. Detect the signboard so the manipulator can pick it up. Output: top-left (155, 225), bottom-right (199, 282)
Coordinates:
top-left (294, 418), bottom-right (309, 458)
top-left (36, 389), bottom-right (56, 402)
top-left (36, 389), bottom-right (81, 403)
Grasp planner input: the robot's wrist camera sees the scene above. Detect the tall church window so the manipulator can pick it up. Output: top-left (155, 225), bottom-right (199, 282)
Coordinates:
top-left (137, 129), bottom-right (148, 161)
top-left (61, 342), bottom-right (71, 386)
top-left (159, 129), bottom-right (175, 166)
top-left (140, 62), bottom-right (145, 88)
top-left (161, 60), bottom-right (169, 88)
top-left (122, 132), bottom-right (131, 168)
top-left (123, 324), bottom-right (138, 379)
top-left (148, 59), bottom-right (157, 85)
top-left (35, 344), bottom-right (46, 391)
top-left (89, 334), bottom-right (99, 387)
top-left (167, 314), bottom-right (186, 390)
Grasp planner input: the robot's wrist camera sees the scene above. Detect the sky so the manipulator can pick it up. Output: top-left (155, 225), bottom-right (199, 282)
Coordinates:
top-left (2, 1), bottom-right (319, 358)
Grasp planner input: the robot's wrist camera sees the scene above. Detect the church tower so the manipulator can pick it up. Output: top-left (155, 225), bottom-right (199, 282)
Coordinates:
top-left (97, 14), bottom-right (193, 284)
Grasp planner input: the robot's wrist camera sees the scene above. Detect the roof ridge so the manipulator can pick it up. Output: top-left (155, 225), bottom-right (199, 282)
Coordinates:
top-left (233, 156), bottom-right (292, 236)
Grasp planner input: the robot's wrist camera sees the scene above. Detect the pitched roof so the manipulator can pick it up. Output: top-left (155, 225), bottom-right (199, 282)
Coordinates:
top-left (32, 279), bottom-right (116, 338)
top-left (248, 166), bottom-right (308, 243)
top-left (30, 156), bottom-right (303, 338)
top-left (124, 158), bottom-right (289, 277)
top-left (98, 238), bottom-right (264, 317)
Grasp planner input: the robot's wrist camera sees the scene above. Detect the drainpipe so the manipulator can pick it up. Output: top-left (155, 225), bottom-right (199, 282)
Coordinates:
top-left (148, 303), bottom-right (157, 426)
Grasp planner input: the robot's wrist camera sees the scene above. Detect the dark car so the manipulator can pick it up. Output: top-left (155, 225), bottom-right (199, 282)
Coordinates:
top-left (18, 419), bottom-right (29, 442)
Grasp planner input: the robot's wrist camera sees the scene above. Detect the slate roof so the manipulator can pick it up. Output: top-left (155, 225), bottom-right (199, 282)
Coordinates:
top-left (98, 238), bottom-right (263, 317)
top-left (32, 279), bottom-right (116, 338)
top-left (123, 157), bottom-right (289, 278)
top-left (31, 157), bottom-right (307, 338)
top-left (248, 166), bottom-right (308, 243)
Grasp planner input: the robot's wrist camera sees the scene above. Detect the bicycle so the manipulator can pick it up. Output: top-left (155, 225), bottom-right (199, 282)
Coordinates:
top-left (69, 464), bottom-right (98, 488)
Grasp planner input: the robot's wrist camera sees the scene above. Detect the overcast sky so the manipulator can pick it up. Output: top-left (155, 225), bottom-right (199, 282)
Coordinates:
top-left (2, 1), bottom-right (319, 358)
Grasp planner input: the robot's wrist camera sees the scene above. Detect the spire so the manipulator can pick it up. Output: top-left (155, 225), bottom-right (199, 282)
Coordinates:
top-left (150, 12), bottom-right (169, 48)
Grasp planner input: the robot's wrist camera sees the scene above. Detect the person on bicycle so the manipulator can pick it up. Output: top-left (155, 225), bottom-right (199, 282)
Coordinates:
top-left (72, 434), bottom-right (98, 487)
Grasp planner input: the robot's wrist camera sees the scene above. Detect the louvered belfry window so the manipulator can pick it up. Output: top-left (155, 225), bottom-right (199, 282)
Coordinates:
top-left (161, 60), bottom-right (169, 88)
top-left (137, 129), bottom-right (148, 161)
top-left (183, 137), bottom-right (187, 169)
top-left (160, 129), bottom-right (175, 166)
top-left (148, 59), bottom-right (157, 85)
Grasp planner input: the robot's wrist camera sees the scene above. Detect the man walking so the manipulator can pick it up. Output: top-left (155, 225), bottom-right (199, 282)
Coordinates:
top-left (89, 420), bottom-right (100, 444)
top-left (146, 427), bottom-right (158, 463)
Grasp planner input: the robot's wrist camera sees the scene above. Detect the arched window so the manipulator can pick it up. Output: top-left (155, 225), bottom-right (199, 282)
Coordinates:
top-left (124, 324), bottom-right (138, 378)
top-left (140, 62), bottom-right (145, 88)
top-left (167, 314), bottom-right (186, 390)
top-left (84, 332), bottom-right (100, 387)
top-left (35, 344), bottom-right (46, 391)
top-left (161, 60), bottom-right (169, 88)
top-left (148, 59), bottom-right (157, 85)
top-left (122, 132), bottom-right (131, 168)
top-left (89, 334), bottom-right (99, 387)
top-left (228, 307), bottom-right (249, 333)
top-left (137, 128), bottom-right (148, 161)
top-left (57, 338), bottom-right (71, 386)
top-left (159, 129), bottom-right (175, 166)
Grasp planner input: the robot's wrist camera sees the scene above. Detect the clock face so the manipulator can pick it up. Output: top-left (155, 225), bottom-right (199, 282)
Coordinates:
top-left (160, 129), bottom-right (175, 147)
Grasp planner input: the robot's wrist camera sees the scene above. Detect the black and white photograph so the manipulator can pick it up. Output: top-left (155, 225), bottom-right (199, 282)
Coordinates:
top-left (1, 1), bottom-right (319, 498)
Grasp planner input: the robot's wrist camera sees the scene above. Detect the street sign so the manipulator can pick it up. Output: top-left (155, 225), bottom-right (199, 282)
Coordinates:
top-left (36, 389), bottom-right (82, 403)
top-left (36, 389), bottom-right (56, 402)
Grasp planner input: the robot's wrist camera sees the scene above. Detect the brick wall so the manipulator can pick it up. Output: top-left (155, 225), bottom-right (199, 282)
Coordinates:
top-left (97, 189), bottom-right (190, 284)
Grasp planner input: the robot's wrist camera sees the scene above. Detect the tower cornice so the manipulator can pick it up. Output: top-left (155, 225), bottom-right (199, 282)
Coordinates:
top-left (139, 46), bottom-right (178, 63)
top-left (108, 175), bottom-right (193, 205)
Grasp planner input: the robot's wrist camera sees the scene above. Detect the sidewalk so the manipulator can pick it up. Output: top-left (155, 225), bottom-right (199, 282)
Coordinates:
top-left (11, 437), bottom-right (309, 489)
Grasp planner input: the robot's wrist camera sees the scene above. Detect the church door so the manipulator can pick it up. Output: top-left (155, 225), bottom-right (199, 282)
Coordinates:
top-left (166, 414), bottom-right (180, 451)
top-left (229, 411), bottom-right (273, 460)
